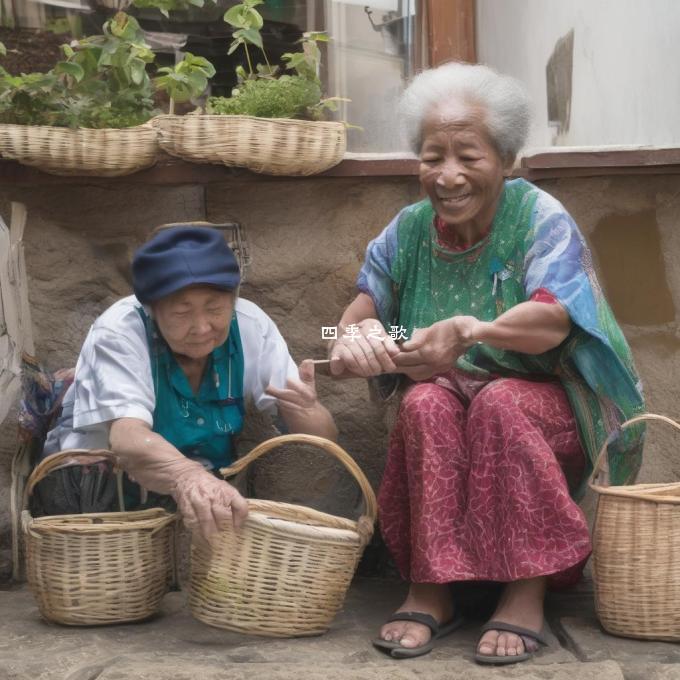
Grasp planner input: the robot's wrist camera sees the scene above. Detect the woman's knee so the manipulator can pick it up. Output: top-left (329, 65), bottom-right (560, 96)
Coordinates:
top-left (468, 378), bottom-right (526, 422)
top-left (398, 382), bottom-right (462, 422)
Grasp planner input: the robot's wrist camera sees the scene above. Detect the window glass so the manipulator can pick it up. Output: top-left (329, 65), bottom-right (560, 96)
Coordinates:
top-left (2, 0), bottom-right (421, 152)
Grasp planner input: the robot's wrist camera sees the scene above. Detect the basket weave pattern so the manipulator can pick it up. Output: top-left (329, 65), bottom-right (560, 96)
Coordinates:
top-left (0, 123), bottom-right (158, 176)
top-left (154, 115), bottom-right (346, 176)
top-left (591, 414), bottom-right (680, 641)
top-left (22, 449), bottom-right (177, 626)
top-left (189, 434), bottom-right (377, 636)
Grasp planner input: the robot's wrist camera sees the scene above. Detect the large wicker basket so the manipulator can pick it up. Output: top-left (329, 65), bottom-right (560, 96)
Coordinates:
top-left (590, 413), bottom-right (680, 640)
top-left (189, 434), bottom-right (377, 636)
top-left (0, 123), bottom-right (158, 176)
top-left (22, 449), bottom-right (177, 626)
top-left (153, 114), bottom-right (346, 176)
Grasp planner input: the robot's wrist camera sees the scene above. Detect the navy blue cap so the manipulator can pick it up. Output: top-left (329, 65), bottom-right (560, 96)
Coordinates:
top-left (132, 226), bottom-right (240, 304)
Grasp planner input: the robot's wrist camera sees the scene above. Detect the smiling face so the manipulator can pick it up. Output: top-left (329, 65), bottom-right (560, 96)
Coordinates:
top-left (152, 285), bottom-right (235, 360)
top-left (419, 99), bottom-right (511, 237)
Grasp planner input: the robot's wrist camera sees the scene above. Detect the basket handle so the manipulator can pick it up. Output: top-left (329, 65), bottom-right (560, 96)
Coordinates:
top-left (23, 449), bottom-right (125, 512)
top-left (220, 434), bottom-right (378, 527)
top-left (589, 413), bottom-right (680, 490)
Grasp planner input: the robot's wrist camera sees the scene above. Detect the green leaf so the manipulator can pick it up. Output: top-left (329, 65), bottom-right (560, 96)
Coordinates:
top-left (235, 64), bottom-right (247, 83)
top-left (129, 58), bottom-right (146, 85)
top-left (55, 61), bottom-right (85, 82)
top-left (244, 7), bottom-right (263, 30)
top-left (224, 5), bottom-right (248, 28)
top-left (186, 71), bottom-right (207, 94)
top-left (61, 43), bottom-right (75, 59)
top-left (240, 27), bottom-right (263, 49)
top-left (303, 31), bottom-right (330, 42)
top-left (227, 39), bottom-right (243, 55)
top-left (0, 42), bottom-right (6, 57)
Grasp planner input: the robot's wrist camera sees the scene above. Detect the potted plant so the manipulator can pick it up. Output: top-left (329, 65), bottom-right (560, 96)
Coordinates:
top-left (0, 12), bottom-right (161, 176)
top-left (153, 0), bottom-right (347, 176)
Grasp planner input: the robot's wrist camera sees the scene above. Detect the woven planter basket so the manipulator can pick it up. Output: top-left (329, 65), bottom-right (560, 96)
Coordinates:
top-left (591, 413), bottom-right (680, 641)
top-left (153, 114), bottom-right (346, 176)
top-left (22, 449), bottom-right (177, 626)
top-left (189, 434), bottom-right (377, 636)
top-left (0, 123), bottom-right (158, 176)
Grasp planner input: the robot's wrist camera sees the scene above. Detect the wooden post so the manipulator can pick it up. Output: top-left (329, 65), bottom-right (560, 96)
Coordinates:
top-left (426, 0), bottom-right (476, 67)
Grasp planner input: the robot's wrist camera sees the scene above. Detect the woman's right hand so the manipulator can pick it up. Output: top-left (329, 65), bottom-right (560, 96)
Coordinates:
top-left (328, 318), bottom-right (401, 377)
top-left (172, 469), bottom-right (249, 543)
top-left (110, 418), bottom-right (249, 543)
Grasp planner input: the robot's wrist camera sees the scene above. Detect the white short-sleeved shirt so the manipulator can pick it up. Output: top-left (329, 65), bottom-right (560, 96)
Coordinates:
top-left (43, 295), bottom-right (298, 454)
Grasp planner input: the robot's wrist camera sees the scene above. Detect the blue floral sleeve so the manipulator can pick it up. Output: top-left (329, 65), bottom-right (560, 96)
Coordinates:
top-left (356, 209), bottom-right (404, 325)
top-left (523, 194), bottom-right (602, 338)
top-left (523, 192), bottom-right (643, 409)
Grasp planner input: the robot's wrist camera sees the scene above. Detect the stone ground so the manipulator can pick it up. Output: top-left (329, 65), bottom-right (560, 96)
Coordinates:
top-left (1, 577), bottom-right (679, 680)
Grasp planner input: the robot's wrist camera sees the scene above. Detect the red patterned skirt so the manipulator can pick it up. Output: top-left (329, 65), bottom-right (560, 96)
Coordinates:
top-left (378, 372), bottom-right (592, 588)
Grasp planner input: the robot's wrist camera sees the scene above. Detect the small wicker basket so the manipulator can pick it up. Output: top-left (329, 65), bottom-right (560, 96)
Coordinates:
top-left (189, 434), bottom-right (377, 637)
top-left (590, 413), bottom-right (680, 641)
top-left (0, 123), bottom-right (158, 176)
top-left (153, 114), bottom-right (346, 176)
top-left (22, 449), bottom-right (177, 626)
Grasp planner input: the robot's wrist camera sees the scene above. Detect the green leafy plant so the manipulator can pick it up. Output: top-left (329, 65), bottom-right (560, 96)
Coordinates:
top-left (207, 74), bottom-right (321, 118)
top-left (223, 0), bottom-right (268, 74)
top-left (132, 0), bottom-right (207, 19)
top-left (0, 13), bottom-right (159, 128)
top-left (155, 52), bottom-right (215, 113)
top-left (208, 2), bottom-right (348, 122)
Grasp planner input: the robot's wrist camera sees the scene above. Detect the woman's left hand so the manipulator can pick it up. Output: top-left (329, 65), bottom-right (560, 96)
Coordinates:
top-left (393, 316), bottom-right (480, 381)
top-left (266, 359), bottom-right (318, 417)
top-left (265, 360), bottom-right (338, 440)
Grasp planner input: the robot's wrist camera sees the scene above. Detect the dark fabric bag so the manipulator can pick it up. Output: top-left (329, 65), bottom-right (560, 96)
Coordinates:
top-left (31, 460), bottom-right (175, 517)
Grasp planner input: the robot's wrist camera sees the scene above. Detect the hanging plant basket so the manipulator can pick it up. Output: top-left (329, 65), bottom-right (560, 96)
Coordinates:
top-left (0, 122), bottom-right (159, 177)
top-left (153, 114), bottom-right (346, 176)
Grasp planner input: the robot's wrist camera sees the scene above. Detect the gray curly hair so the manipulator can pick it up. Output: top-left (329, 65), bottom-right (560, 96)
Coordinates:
top-left (399, 62), bottom-right (531, 162)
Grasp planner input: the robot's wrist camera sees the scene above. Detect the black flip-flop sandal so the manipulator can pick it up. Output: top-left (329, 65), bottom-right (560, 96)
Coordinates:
top-left (474, 620), bottom-right (548, 665)
top-left (372, 611), bottom-right (465, 659)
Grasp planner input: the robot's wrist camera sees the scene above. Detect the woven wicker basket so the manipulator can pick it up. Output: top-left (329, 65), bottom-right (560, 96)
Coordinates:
top-left (189, 434), bottom-right (377, 636)
top-left (22, 449), bottom-right (177, 626)
top-left (0, 123), bottom-right (158, 176)
top-left (153, 114), bottom-right (346, 176)
top-left (591, 413), bottom-right (680, 641)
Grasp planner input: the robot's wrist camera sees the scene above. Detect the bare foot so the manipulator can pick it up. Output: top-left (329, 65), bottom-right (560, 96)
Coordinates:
top-left (477, 577), bottom-right (546, 659)
top-left (379, 582), bottom-right (453, 649)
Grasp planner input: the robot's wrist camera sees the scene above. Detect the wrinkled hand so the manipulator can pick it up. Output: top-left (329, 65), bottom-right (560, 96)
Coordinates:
top-left (328, 319), bottom-right (400, 377)
top-left (265, 359), bottom-right (319, 419)
top-left (393, 316), bottom-right (480, 381)
top-left (172, 468), bottom-right (248, 543)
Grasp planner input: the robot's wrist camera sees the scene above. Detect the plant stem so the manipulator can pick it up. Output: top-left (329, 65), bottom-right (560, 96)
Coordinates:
top-left (169, 98), bottom-right (175, 115)
top-left (261, 46), bottom-right (271, 70)
top-left (243, 43), bottom-right (253, 75)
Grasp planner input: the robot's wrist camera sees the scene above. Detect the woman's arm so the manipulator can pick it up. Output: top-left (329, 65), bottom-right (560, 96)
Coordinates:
top-left (393, 301), bottom-right (571, 380)
top-left (109, 418), bottom-right (248, 540)
top-left (473, 300), bottom-right (571, 354)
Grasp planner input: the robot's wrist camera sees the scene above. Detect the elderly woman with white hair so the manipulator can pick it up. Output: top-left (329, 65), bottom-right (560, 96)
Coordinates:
top-left (328, 63), bottom-right (644, 664)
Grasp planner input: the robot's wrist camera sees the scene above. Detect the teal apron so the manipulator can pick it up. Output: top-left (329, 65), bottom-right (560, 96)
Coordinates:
top-left (138, 307), bottom-right (245, 470)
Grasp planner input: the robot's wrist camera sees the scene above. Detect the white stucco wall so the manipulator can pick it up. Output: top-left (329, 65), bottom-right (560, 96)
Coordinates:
top-left (476, 0), bottom-right (680, 149)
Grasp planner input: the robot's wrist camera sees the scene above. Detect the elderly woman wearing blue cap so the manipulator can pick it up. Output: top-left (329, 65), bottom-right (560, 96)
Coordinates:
top-left (42, 224), bottom-right (336, 539)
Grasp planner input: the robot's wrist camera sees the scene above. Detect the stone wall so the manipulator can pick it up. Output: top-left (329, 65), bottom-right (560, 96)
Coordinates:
top-left (1, 172), bottom-right (679, 580)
